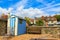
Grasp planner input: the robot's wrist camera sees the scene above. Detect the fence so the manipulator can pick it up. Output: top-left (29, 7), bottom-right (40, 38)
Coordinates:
top-left (0, 20), bottom-right (7, 36)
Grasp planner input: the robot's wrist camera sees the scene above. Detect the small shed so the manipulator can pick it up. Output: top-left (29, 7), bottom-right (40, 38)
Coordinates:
top-left (7, 15), bottom-right (26, 36)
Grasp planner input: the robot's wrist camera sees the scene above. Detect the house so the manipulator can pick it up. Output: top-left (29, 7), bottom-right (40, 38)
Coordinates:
top-left (41, 16), bottom-right (57, 26)
top-left (56, 22), bottom-right (60, 26)
top-left (29, 18), bottom-right (36, 26)
top-left (30, 19), bottom-right (34, 25)
top-left (7, 15), bottom-right (26, 36)
top-left (1, 14), bottom-right (8, 19)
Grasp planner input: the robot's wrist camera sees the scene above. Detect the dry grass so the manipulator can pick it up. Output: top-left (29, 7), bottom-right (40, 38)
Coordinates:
top-left (0, 34), bottom-right (60, 40)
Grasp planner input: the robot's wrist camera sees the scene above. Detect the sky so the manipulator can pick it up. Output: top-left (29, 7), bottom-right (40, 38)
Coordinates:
top-left (0, 0), bottom-right (60, 18)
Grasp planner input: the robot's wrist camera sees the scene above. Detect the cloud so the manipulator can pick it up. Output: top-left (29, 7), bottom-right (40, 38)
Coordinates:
top-left (8, 7), bottom-right (13, 13)
top-left (8, 0), bottom-right (60, 18)
top-left (0, 7), bottom-right (8, 14)
top-left (8, 0), bottom-right (49, 18)
top-left (0, 0), bottom-right (28, 15)
top-left (14, 7), bottom-right (49, 18)
top-left (42, 3), bottom-right (60, 10)
top-left (36, 0), bottom-right (60, 12)
top-left (36, 0), bottom-right (55, 8)
top-left (0, 0), bottom-right (58, 18)
top-left (11, 0), bottom-right (28, 8)
top-left (46, 7), bottom-right (60, 12)
top-left (1, 0), bottom-right (49, 18)
top-left (0, 7), bottom-right (13, 15)
top-left (36, 0), bottom-right (60, 16)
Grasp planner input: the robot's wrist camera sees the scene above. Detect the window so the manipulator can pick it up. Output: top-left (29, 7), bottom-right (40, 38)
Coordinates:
top-left (19, 19), bottom-right (23, 24)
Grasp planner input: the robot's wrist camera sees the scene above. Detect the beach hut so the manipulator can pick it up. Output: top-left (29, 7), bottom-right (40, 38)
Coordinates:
top-left (7, 15), bottom-right (26, 36)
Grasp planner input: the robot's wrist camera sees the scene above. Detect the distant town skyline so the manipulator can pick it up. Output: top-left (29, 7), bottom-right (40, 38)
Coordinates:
top-left (0, 0), bottom-right (60, 18)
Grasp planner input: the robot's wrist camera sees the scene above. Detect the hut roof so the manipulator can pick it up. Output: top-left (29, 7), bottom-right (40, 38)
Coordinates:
top-left (10, 15), bottom-right (26, 21)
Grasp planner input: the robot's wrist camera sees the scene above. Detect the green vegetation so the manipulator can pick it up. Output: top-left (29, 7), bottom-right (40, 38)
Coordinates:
top-left (25, 17), bottom-right (30, 25)
top-left (36, 19), bottom-right (44, 26)
top-left (54, 15), bottom-right (60, 21)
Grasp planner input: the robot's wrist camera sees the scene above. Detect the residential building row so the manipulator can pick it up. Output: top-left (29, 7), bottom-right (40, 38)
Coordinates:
top-left (27, 16), bottom-right (60, 27)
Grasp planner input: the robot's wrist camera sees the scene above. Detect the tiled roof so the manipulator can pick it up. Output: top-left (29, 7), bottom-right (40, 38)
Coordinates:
top-left (41, 16), bottom-right (57, 21)
top-left (1, 15), bottom-right (8, 19)
top-left (0, 15), bottom-right (8, 21)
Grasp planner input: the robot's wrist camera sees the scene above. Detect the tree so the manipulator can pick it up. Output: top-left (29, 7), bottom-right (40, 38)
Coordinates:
top-left (36, 19), bottom-right (44, 26)
top-left (54, 15), bottom-right (60, 21)
top-left (24, 17), bottom-right (30, 25)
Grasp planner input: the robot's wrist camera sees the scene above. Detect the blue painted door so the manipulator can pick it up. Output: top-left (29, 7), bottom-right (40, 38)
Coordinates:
top-left (10, 17), bottom-right (16, 35)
